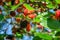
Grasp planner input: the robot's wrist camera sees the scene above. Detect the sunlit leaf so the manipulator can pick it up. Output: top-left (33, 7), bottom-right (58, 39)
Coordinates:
top-left (34, 32), bottom-right (52, 40)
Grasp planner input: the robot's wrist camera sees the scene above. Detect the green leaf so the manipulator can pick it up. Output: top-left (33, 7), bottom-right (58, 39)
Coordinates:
top-left (33, 36), bottom-right (42, 40)
top-left (30, 0), bottom-right (34, 2)
top-left (16, 32), bottom-right (22, 38)
top-left (0, 14), bottom-right (4, 21)
top-left (24, 3), bottom-right (35, 10)
top-left (47, 3), bottom-right (55, 8)
top-left (11, 0), bottom-right (21, 11)
top-left (0, 34), bottom-right (5, 40)
top-left (34, 32), bottom-right (52, 40)
top-left (55, 0), bottom-right (60, 4)
top-left (20, 0), bottom-right (24, 3)
top-left (47, 18), bottom-right (60, 30)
